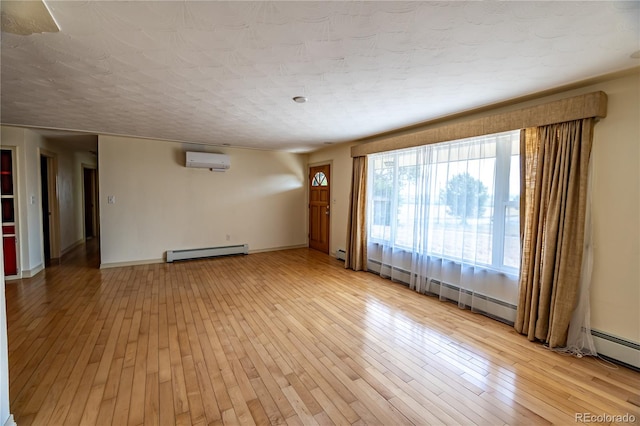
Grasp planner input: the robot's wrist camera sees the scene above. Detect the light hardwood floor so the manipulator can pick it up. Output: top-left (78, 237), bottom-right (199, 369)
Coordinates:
top-left (6, 242), bottom-right (640, 425)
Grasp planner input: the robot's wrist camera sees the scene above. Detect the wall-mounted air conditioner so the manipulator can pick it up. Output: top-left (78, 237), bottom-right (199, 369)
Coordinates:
top-left (185, 152), bottom-right (230, 171)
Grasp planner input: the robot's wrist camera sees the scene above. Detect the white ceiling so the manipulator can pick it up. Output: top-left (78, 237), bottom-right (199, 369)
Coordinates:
top-left (1, 1), bottom-right (638, 152)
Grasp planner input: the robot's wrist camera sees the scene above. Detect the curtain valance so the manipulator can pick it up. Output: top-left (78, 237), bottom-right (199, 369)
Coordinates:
top-left (351, 91), bottom-right (607, 158)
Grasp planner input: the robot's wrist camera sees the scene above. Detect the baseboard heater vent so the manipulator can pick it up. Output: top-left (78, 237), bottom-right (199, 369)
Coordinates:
top-left (166, 244), bottom-right (248, 263)
top-left (336, 249), bottom-right (346, 261)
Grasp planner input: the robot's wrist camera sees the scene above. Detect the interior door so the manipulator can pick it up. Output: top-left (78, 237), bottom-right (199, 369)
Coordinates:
top-left (41, 155), bottom-right (51, 262)
top-left (1, 149), bottom-right (19, 277)
top-left (83, 167), bottom-right (97, 239)
top-left (309, 164), bottom-right (330, 253)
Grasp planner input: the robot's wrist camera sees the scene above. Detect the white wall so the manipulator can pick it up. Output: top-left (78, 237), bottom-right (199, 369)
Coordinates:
top-left (313, 72), bottom-right (640, 348)
top-left (308, 143), bottom-right (357, 256)
top-left (586, 74), bottom-right (639, 343)
top-left (98, 135), bottom-right (308, 265)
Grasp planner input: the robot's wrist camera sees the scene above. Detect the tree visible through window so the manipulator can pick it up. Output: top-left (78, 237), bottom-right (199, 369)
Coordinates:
top-left (440, 172), bottom-right (489, 225)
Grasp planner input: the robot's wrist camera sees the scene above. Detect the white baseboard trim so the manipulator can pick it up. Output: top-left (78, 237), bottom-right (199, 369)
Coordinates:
top-left (100, 245), bottom-right (309, 269)
top-left (22, 263), bottom-right (44, 278)
top-left (591, 330), bottom-right (640, 370)
top-left (3, 274), bottom-right (21, 282)
top-left (61, 239), bottom-right (84, 256)
top-left (100, 258), bottom-right (164, 269)
top-left (4, 414), bottom-right (16, 426)
top-left (249, 244), bottom-right (307, 254)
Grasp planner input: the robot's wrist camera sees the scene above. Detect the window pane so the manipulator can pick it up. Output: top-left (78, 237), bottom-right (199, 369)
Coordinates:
top-left (395, 151), bottom-right (418, 247)
top-left (312, 171), bottom-right (327, 187)
top-left (435, 156), bottom-right (495, 265)
top-left (370, 156), bottom-right (394, 241)
top-left (504, 154), bottom-right (521, 269)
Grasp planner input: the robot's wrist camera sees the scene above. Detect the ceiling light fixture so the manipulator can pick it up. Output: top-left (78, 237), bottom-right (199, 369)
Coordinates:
top-left (292, 96), bottom-right (308, 104)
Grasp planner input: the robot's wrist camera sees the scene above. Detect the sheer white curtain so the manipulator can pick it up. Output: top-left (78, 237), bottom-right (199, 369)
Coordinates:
top-left (367, 131), bottom-right (521, 322)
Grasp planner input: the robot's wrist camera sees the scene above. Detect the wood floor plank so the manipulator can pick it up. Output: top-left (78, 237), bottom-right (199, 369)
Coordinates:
top-left (95, 397), bottom-right (116, 426)
top-left (159, 379), bottom-right (176, 425)
top-left (46, 317), bottom-right (104, 424)
top-left (182, 354), bottom-right (207, 425)
top-left (63, 362), bottom-right (100, 425)
top-left (144, 372), bottom-right (160, 425)
top-left (249, 377), bottom-right (287, 425)
top-left (79, 384), bottom-right (105, 425)
top-left (5, 242), bottom-right (640, 425)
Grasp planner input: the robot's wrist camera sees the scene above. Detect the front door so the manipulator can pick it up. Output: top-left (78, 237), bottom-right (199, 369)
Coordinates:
top-left (309, 164), bottom-right (330, 253)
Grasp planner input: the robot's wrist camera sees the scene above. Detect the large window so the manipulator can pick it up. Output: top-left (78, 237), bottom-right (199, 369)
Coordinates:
top-left (368, 130), bottom-right (520, 275)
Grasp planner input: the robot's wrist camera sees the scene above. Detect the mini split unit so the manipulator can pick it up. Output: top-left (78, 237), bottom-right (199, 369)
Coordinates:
top-left (185, 152), bottom-right (231, 171)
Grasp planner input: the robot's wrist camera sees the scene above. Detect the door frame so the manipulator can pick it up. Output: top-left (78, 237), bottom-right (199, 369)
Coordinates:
top-left (81, 163), bottom-right (99, 240)
top-left (38, 149), bottom-right (61, 261)
top-left (308, 161), bottom-right (332, 254)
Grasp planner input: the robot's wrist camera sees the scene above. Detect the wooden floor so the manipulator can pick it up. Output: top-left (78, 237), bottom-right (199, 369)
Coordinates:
top-left (6, 242), bottom-right (640, 425)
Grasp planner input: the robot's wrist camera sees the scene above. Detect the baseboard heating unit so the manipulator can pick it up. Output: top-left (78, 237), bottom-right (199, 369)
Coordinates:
top-left (166, 244), bottom-right (248, 263)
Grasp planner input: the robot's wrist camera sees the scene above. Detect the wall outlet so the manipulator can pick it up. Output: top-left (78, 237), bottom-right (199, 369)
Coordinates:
top-left (225, 234), bottom-right (231, 241)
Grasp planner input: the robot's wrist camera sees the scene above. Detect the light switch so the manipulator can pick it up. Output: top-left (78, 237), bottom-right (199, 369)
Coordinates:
top-left (107, 195), bottom-right (116, 204)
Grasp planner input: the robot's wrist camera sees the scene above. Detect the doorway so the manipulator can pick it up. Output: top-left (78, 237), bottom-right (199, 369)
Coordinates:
top-left (40, 156), bottom-right (51, 262)
top-left (309, 164), bottom-right (330, 253)
top-left (40, 152), bottom-right (60, 264)
top-left (83, 166), bottom-right (98, 240)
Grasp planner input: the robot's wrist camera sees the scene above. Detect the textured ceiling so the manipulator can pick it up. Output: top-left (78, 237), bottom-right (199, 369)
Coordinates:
top-left (1, 1), bottom-right (639, 152)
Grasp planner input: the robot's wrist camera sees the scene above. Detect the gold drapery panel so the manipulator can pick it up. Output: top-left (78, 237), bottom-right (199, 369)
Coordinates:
top-left (345, 156), bottom-right (367, 271)
top-left (515, 119), bottom-right (594, 348)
